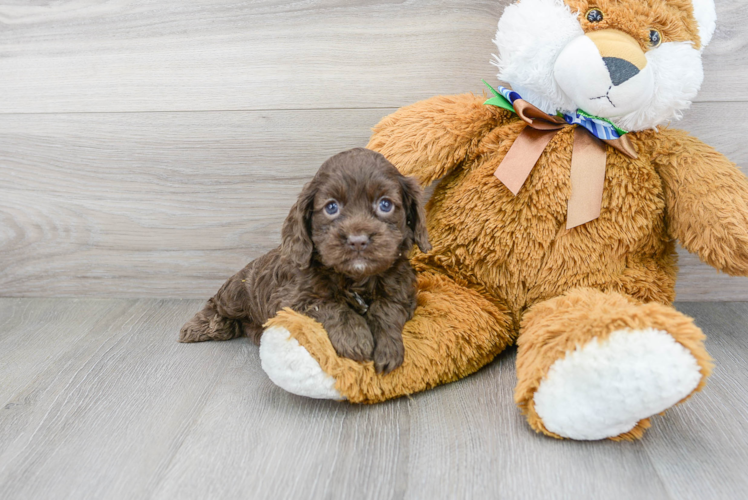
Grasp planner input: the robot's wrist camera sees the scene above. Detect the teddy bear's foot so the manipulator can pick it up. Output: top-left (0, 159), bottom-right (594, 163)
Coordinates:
top-left (259, 272), bottom-right (514, 403)
top-left (259, 324), bottom-right (345, 400)
top-left (516, 288), bottom-right (713, 441)
top-left (533, 327), bottom-right (701, 440)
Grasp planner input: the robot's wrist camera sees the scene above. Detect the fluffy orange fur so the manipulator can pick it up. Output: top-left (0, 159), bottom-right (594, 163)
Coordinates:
top-left (515, 287), bottom-right (713, 440)
top-left (265, 90), bottom-right (747, 438)
top-left (370, 94), bottom-right (685, 323)
top-left (264, 1), bottom-right (747, 440)
top-left (363, 92), bottom-right (742, 437)
top-left (266, 271), bottom-right (513, 403)
top-left (567, 0), bottom-right (702, 49)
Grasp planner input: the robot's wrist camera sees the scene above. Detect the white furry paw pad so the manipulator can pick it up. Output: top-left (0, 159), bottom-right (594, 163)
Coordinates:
top-left (259, 326), bottom-right (345, 400)
top-left (533, 328), bottom-right (702, 440)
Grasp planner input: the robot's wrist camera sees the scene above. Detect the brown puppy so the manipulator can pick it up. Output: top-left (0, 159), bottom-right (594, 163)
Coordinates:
top-left (179, 148), bottom-right (430, 373)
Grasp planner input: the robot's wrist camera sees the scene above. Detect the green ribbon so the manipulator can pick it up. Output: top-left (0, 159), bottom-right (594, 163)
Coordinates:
top-left (482, 79), bottom-right (515, 112)
top-left (481, 80), bottom-right (629, 137)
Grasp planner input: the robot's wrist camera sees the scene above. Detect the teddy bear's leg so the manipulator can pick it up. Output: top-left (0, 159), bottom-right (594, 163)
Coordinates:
top-left (259, 271), bottom-right (514, 403)
top-left (514, 288), bottom-right (713, 441)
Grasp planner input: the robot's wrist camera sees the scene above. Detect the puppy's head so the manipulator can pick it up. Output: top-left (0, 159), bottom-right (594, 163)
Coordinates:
top-left (281, 148), bottom-right (430, 278)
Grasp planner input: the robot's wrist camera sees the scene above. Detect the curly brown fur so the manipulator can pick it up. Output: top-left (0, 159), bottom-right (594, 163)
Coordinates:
top-left (180, 148), bottom-right (430, 373)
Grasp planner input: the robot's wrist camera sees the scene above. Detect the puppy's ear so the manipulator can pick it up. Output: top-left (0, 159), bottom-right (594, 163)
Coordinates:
top-left (399, 175), bottom-right (431, 253)
top-left (281, 180), bottom-right (316, 269)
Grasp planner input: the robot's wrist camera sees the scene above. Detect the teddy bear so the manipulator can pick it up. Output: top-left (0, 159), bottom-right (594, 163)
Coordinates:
top-left (256, 0), bottom-right (748, 441)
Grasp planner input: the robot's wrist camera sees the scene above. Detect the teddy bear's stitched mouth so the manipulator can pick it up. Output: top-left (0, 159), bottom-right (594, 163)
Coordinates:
top-left (591, 86), bottom-right (616, 108)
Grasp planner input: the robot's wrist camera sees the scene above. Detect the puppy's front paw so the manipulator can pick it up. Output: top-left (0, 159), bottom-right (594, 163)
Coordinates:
top-left (373, 337), bottom-right (404, 374)
top-left (328, 324), bottom-right (375, 363)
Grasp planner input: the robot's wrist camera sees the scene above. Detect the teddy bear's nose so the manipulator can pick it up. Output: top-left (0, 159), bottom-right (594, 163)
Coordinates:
top-left (586, 29), bottom-right (647, 88)
top-left (603, 57), bottom-right (640, 86)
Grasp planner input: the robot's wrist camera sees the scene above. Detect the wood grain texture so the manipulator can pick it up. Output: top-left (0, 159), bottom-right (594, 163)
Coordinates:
top-left (646, 302), bottom-right (748, 500)
top-left (0, 299), bottom-right (240, 500)
top-left (0, 108), bottom-right (388, 297)
top-left (0, 0), bottom-right (505, 113)
top-left (395, 352), bottom-right (670, 500)
top-left (672, 102), bottom-right (748, 300)
top-left (0, 299), bottom-right (746, 499)
top-left (0, 0), bottom-right (745, 114)
top-left (1, 103), bottom-right (747, 299)
top-left (152, 347), bottom-right (411, 500)
top-left (0, 298), bottom-right (129, 407)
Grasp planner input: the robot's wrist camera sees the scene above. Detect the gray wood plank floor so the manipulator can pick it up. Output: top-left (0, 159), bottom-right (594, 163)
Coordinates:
top-left (1, 299), bottom-right (746, 499)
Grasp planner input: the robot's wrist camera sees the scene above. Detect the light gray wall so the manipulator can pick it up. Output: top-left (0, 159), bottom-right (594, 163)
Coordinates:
top-left (1, 0), bottom-right (746, 299)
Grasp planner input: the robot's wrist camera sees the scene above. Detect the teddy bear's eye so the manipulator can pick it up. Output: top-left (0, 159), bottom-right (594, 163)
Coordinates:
top-left (649, 29), bottom-right (662, 47)
top-left (586, 8), bottom-right (604, 23)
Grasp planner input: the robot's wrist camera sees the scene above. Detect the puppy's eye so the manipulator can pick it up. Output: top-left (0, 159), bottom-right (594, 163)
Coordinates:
top-left (324, 201), bottom-right (339, 215)
top-left (649, 29), bottom-right (662, 47)
top-left (378, 198), bottom-right (393, 213)
top-left (586, 8), bottom-right (603, 23)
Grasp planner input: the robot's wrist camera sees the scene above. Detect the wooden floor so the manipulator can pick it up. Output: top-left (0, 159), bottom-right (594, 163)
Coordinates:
top-left (0, 299), bottom-right (745, 499)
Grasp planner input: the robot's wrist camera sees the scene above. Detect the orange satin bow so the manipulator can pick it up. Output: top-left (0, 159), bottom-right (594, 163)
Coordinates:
top-left (494, 99), bottom-right (638, 229)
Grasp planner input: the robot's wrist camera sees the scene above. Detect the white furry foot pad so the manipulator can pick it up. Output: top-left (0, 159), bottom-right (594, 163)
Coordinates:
top-left (259, 326), bottom-right (345, 400)
top-left (533, 328), bottom-right (703, 440)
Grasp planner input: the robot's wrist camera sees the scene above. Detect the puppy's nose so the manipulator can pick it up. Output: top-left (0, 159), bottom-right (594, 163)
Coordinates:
top-left (347, 234), bottom-right (370, 251)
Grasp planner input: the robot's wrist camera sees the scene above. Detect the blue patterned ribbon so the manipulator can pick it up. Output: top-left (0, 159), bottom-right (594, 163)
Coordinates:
top-left (495, 85), bottom-right (523, 105)
top-left (484, 82), bottom-right (628, 140)
top-left (562, 110), bottom-right (625, 140)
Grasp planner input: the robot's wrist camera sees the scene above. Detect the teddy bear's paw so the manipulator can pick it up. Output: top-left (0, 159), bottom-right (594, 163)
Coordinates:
top-left (533, 327), bottom-right (702, 440)
top-left (259, 325), bottom-right (345, 401)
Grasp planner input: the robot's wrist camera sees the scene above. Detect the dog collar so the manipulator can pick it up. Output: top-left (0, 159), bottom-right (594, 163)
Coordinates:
top-left (353, 292), bottom-right (369, 314)
top-left (344, 290), bottom-right (369, 315)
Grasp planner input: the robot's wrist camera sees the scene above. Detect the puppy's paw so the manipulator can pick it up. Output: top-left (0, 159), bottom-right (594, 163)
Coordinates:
top-left (328, 324), bottom-right (375, 363)
top-left (373, 337), bottom-right (404, 374)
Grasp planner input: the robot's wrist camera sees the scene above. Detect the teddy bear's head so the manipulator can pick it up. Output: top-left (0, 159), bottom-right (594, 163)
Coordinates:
top-left (493, 0), bottom-right (717, 131)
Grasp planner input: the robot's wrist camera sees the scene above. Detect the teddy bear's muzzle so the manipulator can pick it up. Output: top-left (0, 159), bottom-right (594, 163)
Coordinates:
top-left (554, 29), bottom-right (653, 119)
top-left (587, 29), bottom-right (647, 84)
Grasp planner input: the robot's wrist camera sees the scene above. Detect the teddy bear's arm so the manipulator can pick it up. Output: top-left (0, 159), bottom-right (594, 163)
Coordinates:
top-left (367, 93), bottom-right (511, 186)
top-left (656, 130), bottom-right (748, 276)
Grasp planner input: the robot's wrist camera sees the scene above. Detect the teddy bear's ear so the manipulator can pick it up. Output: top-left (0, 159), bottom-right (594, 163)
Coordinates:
top-left (692, 0), bottom-right (717, 49)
